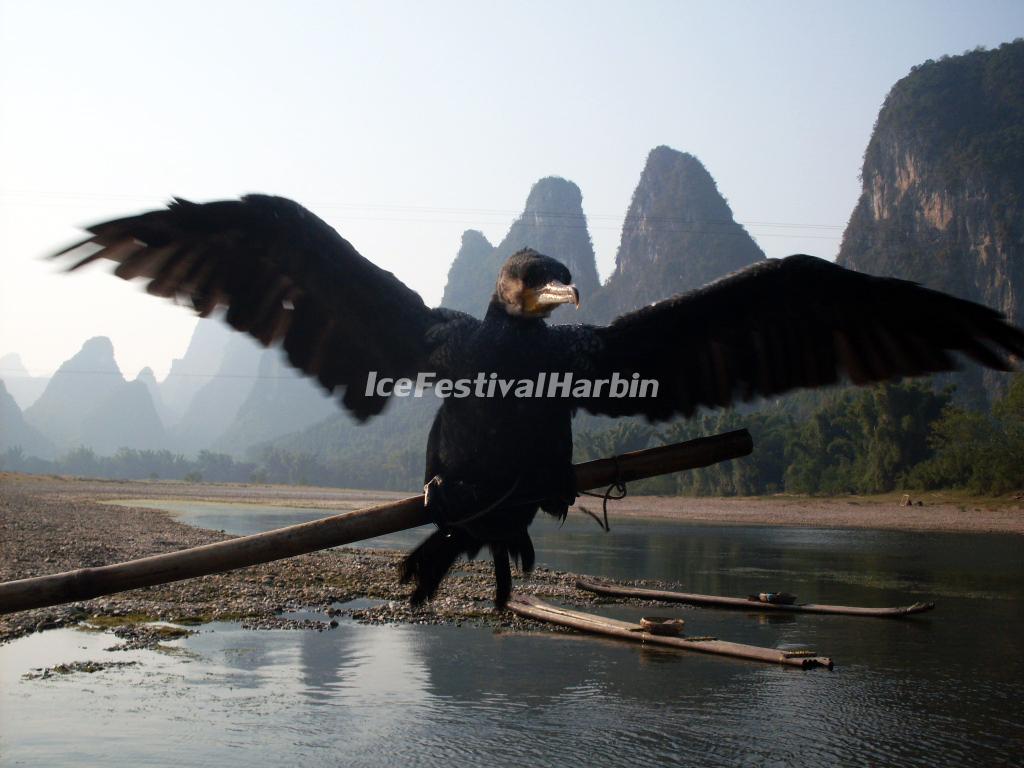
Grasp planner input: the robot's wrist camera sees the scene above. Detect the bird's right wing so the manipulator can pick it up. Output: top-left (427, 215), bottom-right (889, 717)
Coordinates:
top-left (54, 195), bottom-right (478, 419)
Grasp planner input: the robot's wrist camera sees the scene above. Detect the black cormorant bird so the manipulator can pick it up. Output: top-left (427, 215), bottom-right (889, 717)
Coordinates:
top-left (55, 195), bottom-right (1024, 606)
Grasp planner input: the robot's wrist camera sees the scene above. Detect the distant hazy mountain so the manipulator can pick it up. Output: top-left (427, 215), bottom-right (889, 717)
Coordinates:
top-left (265, 393), bottom-right (437, 489)
top-left (0, 380), bottom-right (55, 458)
top-left (80, 380), bottom-right (169, 455)
top-left (583, 146), bottom-right (764, 324)
top-left (837, 41), bottom-right (1024, 404)
top-left (159, 317), bottom-right (233, 423)
top-left (135, 367), bottom-right (173, 427)
top-left (441, 177), bottom-right (600, 322)
top-left (20, 336), bottom-right (172, 455)
top-left (170, 330), bottom-right (263, 454)
top-left (212, 348), bottom-right (336, 456)
top-left (439, 230), bottom-right (496, 317)
top-left (0, 352), bottom-right (50, 410)
top-left (24, 336), bottom-right (127, 450)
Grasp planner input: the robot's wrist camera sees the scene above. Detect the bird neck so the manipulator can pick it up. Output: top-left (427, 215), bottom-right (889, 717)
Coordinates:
top-left (485, 296), bottom-right (546, 327)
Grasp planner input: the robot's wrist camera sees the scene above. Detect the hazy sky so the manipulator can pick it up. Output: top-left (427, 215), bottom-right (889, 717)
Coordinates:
top-left (2, 0), bottom-right (1022, 380)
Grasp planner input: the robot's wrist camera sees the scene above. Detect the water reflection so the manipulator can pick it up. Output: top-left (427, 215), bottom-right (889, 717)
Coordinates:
top-left (3, 501), bottom-right (1020, 766)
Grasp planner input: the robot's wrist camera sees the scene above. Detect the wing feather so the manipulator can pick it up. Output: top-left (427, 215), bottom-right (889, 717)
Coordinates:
top-left (54, 194), bottom-right (477, 420)
top-left (577, 255), bottom-right (1023, 420)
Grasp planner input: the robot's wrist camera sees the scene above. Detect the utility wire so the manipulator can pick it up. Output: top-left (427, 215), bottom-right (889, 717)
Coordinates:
top-left (1, 367), bottom-right (300, 380)
top-left (0, 189), bottom-right (845, 237)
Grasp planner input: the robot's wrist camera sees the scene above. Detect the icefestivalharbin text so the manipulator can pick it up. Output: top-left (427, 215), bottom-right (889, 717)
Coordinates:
top-left (364, 371), bottom-right (660, 400)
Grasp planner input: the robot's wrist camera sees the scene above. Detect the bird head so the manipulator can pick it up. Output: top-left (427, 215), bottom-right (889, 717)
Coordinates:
top-left (494, 249), bottom-right (579, 318)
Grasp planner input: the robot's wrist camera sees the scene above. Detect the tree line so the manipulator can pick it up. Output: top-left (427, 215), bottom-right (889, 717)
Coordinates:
top-left (0, 444), bottom-right (420, 491)
top-left (574, 375), bottom-right (1024, 496)
top-left (3, 376), bottom-right (1022, 496)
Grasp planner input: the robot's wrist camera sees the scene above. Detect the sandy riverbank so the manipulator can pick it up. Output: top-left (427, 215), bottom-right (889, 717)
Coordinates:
top-left (601, 492), bottom-right (1024, 534)
top-left (6, 471), bottom-right (1021, 534)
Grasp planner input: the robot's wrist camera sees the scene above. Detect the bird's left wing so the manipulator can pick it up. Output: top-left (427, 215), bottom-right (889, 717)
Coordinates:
top-left (573, 255), bottom-right (1024, 421)
top-left (54, 195), bottom-right (476, 419)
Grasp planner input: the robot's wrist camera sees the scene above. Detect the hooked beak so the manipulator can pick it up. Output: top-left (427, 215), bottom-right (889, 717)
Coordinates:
top-left (526, 281), bottom-right (580, 315)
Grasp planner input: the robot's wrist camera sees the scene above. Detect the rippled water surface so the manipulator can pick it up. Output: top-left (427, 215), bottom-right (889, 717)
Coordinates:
top-left (2, 501), bottom-right (1022, 767)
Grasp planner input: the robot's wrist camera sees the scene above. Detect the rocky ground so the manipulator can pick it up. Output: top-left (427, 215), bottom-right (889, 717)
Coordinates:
top-left (0, 474), bottom-right (611, 646)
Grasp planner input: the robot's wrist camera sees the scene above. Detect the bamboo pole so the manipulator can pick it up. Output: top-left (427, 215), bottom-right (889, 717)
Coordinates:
top-left (507, 595), bottom-right (833, 669)
top-left (0, 429), bottom-right (752, 615)
top-left (576, 579), bottom-right (935, 618)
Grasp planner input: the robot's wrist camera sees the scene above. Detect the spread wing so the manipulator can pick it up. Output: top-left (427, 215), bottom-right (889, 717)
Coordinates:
top-left (54, 195), bottom-right (477, 419)
top-left (577, 255), bottom-right (1024, 421)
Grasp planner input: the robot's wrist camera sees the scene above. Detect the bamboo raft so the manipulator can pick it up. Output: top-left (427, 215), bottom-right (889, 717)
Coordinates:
top-left (577, 579), bottom-right (936, 618)
top-left (508, 595), bottom-right (834, 669)
top-left (0, 430), bottom-right (753, 615)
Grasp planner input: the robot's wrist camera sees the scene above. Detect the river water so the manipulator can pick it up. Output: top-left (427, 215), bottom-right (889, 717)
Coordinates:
top-left (1, 501), bottom-right (1022, 767)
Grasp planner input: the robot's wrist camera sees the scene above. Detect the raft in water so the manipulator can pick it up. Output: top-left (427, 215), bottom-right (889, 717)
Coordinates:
top-left (507, 594), bottom-right (834, 670)
top-left (576, 579), bottom-right (935, 618)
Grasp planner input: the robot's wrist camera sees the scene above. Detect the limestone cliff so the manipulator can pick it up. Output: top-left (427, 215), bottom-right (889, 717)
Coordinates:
top-left (439, 229), bottom-right (496, 317)
top-left (159, 316), bottom-right (233, 423)
top-left (0, 352), bottom-right (48, 410)
top-left (0, 380), bottom-right (54, 458)
top-left (441, 177), bottom-right (599, 321)
top-left (80, 380), bottom-right (168, 455)
top-left (838, 41), bottom-right (1024, 403)
top-left (22, 337), bottom-right (170, 454)
top-left (170, 330), bottom-right (263, 454)
top-left (24, 337), bottom-right (126, 449)
top-left (583, 146), bottom-right (765, 324)
top-left (135, 367), bottom-right (172, 427)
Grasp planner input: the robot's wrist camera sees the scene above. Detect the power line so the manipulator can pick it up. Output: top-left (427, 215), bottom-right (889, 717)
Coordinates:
top-left (0, 367), bottom-right (306, 381)
top-left (0, 188), bottom-right (846, 236)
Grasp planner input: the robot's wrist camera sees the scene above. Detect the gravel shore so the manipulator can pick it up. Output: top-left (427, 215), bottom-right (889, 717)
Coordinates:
top-left (2, 472), bottom-right (1020, 646)
top-left (0, 474), bottom-right (600, 645)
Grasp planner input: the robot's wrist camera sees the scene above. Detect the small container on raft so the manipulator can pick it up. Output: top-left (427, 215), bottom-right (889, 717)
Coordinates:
top-left (639, 616), bottom-right (686, 636)
top-left (751, 592), bottom-right (798, 605)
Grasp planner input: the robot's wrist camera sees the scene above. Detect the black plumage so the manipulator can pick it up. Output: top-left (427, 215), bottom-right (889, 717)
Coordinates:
top-left (55, 195), bottom-right (1024, 606)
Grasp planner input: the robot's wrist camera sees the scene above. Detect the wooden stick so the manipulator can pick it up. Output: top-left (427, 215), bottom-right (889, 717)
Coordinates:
top-left (576, 579), bottom-right (936, 618)
top-left (507, 594), bottom-right (833, 669)
top-left (0, 429), bottom-right (753, 615)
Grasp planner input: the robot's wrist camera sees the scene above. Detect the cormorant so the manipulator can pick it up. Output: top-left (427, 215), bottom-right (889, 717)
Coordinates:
top-left (55, 195), bottom-right (1024, 606)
